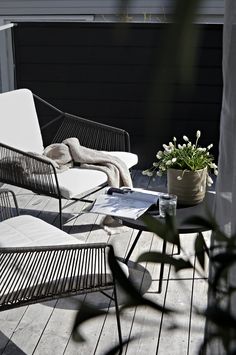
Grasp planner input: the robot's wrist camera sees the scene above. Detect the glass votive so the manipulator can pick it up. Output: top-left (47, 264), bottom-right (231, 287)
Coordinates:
top-left (159, 194), bottom-right (177, 218)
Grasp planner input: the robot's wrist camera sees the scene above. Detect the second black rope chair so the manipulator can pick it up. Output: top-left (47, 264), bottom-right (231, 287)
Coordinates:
top-left (0, 189), bottom-right (127, 353)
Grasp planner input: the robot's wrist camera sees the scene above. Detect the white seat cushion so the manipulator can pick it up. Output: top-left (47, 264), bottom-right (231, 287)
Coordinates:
top-left (102, 151), bottom-right (138, 169)
top-left (56, 168), bottom-right (108, 199)
top-left (0, 89), bottom-right (44, 154)
top-left (57, 151), bottom-right (137, 199)
top-left (0, 215), bottom-right (79, 247)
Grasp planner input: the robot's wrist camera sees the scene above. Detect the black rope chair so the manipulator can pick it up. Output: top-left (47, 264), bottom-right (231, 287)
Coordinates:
top-left (0, 90), bottom-right (132, 229)
top-left (0, 189), bottom-right (124, 352)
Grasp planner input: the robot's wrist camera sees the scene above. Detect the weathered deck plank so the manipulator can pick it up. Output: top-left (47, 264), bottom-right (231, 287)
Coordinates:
top-left (2, 301), bottom-right (57, 355)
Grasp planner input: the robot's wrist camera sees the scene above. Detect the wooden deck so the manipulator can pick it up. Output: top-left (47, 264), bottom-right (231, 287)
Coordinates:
top-left (0, 171), bottom-right (210, 355)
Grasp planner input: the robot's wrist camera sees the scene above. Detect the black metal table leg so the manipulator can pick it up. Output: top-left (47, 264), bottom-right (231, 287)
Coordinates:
top-left (173, 243), bottom-right (181, 256)
top-left (124, 229), bottom-right (143, 264)
top-left (158, 238), bottom-right (167, 293)
top-left (125, 228), bottom-right (167, 294)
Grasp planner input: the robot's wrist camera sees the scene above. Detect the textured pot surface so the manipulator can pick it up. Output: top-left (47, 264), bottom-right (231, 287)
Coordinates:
top-left (167, 167), bottom-right (207, 205)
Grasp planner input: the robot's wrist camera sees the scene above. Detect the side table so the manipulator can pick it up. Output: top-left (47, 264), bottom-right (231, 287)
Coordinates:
top-left (120, 191), bottom-right (215, 293)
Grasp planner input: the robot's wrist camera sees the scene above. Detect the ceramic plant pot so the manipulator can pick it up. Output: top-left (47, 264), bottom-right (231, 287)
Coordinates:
top-left (167, 167), bottom-right (207, 206)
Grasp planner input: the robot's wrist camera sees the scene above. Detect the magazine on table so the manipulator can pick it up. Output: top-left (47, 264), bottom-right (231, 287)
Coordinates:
top-left (90, 187), bottom-right (164, 219)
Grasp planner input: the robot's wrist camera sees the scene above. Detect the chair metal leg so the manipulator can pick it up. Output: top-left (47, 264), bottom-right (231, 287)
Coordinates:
top-left (59, 197), bottom-right (63, 229)
top-left (113, 284), bottom-right (123, 354)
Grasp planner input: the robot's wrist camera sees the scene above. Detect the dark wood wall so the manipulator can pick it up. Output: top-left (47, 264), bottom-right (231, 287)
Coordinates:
top-left (13, 22), bottom-right (223, 168)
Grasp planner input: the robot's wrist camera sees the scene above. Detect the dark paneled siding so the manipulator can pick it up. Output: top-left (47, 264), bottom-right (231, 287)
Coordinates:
top-left (13, 22), bottom-right (222, 168)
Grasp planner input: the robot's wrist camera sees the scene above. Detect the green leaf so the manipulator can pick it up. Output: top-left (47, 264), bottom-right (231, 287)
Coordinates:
top-left (194, 232), bottom-right (207, 270)
top-left (198, 333), bottom-right (222, 355)
top-left (210, 252), bottom-right (236, 290)
top-left (142, 214), bottom-right (166, 237)
top-left (108, 247), bottom-right (173, 314)
top-left (137, 251), bottom-right (193, 272)
top-left (165, 213), bottom-right (180, 247)
top-left (72, 303), bottom-right (107, 342)
top-left (183, 215), bottom-right (229, 243)
top-left (226, 234), bottom-right (236, 248)
top-left (212, 230), bottom-right (229, 243)
top-left (212, 252), bottom-right (236, 265)
top-left (204, 306), bottom-right (236, 329)
top-left (142, 214), bottom-right (180, 247)
top-left (183, 215), bottom-right (216, 231)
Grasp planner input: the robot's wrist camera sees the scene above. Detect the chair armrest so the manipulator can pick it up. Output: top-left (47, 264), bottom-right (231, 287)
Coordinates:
top-left (0, 189), bottom-right (19, 221)
top-left (0, 143), bottom-right (61, 198)
top-left (0, 242), bottom-right (111, 253)
top-left (0, 243), bottom-right (114, 310)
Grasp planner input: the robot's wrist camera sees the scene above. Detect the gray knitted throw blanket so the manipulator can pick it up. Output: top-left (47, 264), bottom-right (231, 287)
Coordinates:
top-left (43, 137), bottom-right (133, 188)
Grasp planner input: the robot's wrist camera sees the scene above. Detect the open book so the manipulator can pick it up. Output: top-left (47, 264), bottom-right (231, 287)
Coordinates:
top-left (90, 187), bottom-right (164, 220)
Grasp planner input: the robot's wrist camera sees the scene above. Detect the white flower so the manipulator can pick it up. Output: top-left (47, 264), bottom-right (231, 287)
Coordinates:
top-left (172, 158), bottom-right (177, 163)
top-left (210, 163), bottom-right (217, 169)
top-left (161, 166), bottom-right (166, 171)
top-left (183, 144), bottom-right (186, 148)
top-left (166, 160), bottom-right (172, 166)
top-left (169, 142), bottom-right (174, 148)
top-left (183, 135), bottom-right (189, 142)
top-left (178, 144), bottom-right (183, 149)
top-left (163, 144), bottom-right (169, 151)
top-left (146, 171), bottom-right (153, 177)
top-left (153, 162), bottom-right (159, 167)
top-left (156, 171), bottom-right (162, 177)
top-left (207, 175), bottom-right (213, 186)
top-left (187, 142), bottom-right (192, 147)
top-left (156, 150), bottom-right (163, 159)
top-left (197, 147), bottom-right (206, 152)
top-left (207, 144), bottom-right (213, 150)
top-left (173, 137), bottom-right (177, 142)
top-left (177, 176), bottom-right (182, 180)
top-left (214, 169), bottom-right (218, 176)
top-left (196, 130), bottom-right (201, 138)
top-left (142, 170), bottom-right (149, 176)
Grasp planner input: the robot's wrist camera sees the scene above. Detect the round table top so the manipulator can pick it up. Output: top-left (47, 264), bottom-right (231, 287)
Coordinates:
top-left (120, 190), bottom-right (215, 234)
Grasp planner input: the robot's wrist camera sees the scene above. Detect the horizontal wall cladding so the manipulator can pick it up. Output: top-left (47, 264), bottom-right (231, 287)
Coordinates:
top-left (0, 0), bottom-right (224, 16)
top-left (20, 64), bottom-right (223, 85)
top-left (14, 22), bottom-right (223, 168)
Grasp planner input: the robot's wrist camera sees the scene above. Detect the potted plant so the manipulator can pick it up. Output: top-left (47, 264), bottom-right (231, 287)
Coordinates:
top-left (142, 130), bottom-right (218, 205)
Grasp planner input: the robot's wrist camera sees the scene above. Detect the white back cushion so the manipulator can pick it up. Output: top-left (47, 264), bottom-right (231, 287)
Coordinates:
top-left (0, 89), bottom-right (44, 154)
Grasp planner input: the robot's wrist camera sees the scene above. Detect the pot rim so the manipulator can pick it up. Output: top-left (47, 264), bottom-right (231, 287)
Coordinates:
top-left (167, 167), bottom-right (208, 174)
